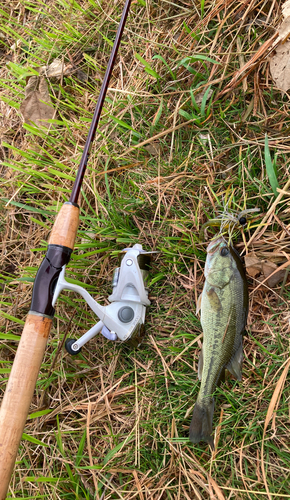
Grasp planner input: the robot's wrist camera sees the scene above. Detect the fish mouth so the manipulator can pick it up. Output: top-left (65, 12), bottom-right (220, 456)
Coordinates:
top-left (207, 236), bottom-right (226, 254)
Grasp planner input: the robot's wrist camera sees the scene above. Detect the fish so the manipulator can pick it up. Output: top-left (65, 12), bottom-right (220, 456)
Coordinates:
top-left (189, 236), bottom-right (248, 449)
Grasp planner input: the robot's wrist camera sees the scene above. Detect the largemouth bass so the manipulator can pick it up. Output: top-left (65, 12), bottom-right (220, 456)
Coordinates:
top-left (189, 237), bottom-right (248, 449)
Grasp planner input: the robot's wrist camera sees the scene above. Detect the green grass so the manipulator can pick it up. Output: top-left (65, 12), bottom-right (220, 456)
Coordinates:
top-left (1, 0), bottom-right (290, 498)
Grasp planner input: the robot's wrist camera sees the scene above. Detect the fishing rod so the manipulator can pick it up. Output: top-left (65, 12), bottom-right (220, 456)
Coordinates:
top-left (0, 1), bottom-right (153, 497)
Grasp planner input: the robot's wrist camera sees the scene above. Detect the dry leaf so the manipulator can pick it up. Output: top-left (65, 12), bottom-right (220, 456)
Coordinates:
top-left (145, 142), bottom-right (161, 155)
top-left (245, 252), bottom-right (287, 287)
top-left (195, 88), bottom-right (213, 105)
top-left (10, 39), bottom-right (22, 51)
top-left (199, 133), bottom-right (209, 145)
top-left (270, 0), bottom-right (290, 89)
top-left (20, 76), bottom-right (55, 128)
top-left (269, 42), bottom-right (290, 92)
top-left (244, 254), bottom-right (261, 278)
top-left (75, 69), bottom-right (88, 82)
top-left (262, 262), bottom-right (286, 287)
top-left (277, 18), bottom-right (290, 42)
top-left (282, 0), bottom-right (290, 20)
top-left (39, 58), bottom-right (74, 78)
top-left (278, 0), bottom-right (290, 41)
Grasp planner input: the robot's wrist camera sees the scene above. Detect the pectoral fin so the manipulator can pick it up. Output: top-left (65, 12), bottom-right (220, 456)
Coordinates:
top-left (196, 293), bottom-right (202, 316)
top-left (226, 342), bottom-right (243, 381)
top-left (206, 287), bottom-right (222, 311)
top-left (198, 345), bottom-right (203, 381)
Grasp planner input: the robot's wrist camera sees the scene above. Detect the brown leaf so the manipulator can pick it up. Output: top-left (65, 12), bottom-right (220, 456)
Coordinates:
top-left (244, 253), bottom-right (262, 277)
top-left (262, 261), bottom-right (287, 287)
top-left (282, 1), bottom-right (290, 24)
top-left (39, 58), bottom-right (74, 78)
top-left (245, 253), bottom-right (287, 287)
top-left (75, 69), bottom-right (88, 82)
top-left (20, 76), bottom-right (55, 128)
top-left (279, 18), bottom-right (290, 41)
top-left (195, 88), bottom-right (213, 105)
top-left (283, 0), bottom-right (290, 18)
top-left (270, 41), bottom-right (290, 92)
top-left (145, 141), bottom-right (161, 156)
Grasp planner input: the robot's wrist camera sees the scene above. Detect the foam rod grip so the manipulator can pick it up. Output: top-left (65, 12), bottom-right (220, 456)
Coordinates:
top-left (49, 203), bottom-right (79, 249)
top-left (0, 313), bottom-right (52, 500)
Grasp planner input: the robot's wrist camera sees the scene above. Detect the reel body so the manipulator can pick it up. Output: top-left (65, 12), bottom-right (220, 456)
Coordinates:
top-left (52, 244), bottom-right (151, 353)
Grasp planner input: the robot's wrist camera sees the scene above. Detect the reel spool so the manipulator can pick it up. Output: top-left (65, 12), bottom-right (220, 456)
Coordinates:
top-left (51, 244), bottom-right (153, 353)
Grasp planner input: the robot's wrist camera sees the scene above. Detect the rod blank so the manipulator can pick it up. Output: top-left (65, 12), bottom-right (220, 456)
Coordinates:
top-left (70, 0), bottom-right (132, 204)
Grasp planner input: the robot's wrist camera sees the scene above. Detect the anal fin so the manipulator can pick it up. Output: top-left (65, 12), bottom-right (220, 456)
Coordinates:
top-left (226, 342), bottom-right (243, 381)
top-left (216, 367), bottom-right (225, 386)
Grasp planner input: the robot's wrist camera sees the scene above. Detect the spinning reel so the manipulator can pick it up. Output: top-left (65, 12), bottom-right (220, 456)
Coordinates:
top-left (52, 244), bottom-right (152, 354)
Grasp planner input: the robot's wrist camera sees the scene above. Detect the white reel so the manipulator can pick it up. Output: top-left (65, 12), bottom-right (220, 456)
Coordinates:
top-left (52, 244), bottom-right (152, 353)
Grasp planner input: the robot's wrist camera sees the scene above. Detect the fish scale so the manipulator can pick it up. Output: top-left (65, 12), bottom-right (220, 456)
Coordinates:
top-left (189, 237), bottom-right (248, 449)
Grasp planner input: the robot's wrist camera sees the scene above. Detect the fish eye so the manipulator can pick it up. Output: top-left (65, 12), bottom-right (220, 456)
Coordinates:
top-left (220, 247), bottom-right (229, 257)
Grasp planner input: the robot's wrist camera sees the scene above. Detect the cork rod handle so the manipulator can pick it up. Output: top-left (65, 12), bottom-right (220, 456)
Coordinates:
top-left (49, 203), bottom-right (79, 248)
top-left (0, 314), bottom-right (52, 500)
top-left (0, 202), bottom-right (80, 499)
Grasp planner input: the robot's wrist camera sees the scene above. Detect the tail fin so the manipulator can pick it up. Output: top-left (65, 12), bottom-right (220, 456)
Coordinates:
top-left (189, 399), bottom-right (215, 450)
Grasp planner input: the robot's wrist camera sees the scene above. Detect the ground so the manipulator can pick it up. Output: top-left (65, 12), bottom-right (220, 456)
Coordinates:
top-left (1, 0), bottom-right (290, 499)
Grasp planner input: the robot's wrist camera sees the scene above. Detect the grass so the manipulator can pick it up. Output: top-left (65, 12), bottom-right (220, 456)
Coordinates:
top-left (1, 0), bottom-right (290, 498)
